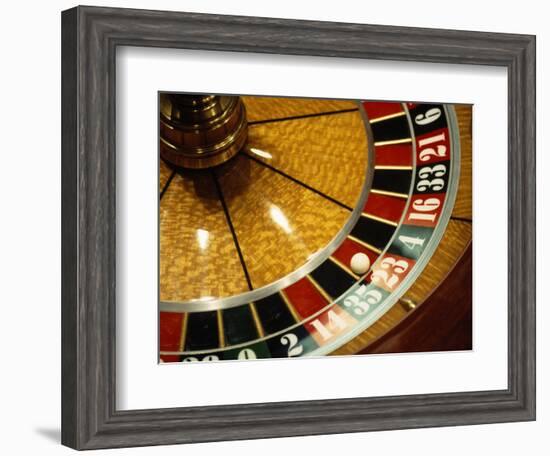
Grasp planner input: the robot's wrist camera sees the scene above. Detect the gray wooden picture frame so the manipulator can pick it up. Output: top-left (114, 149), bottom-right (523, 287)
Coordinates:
top-left (61, 5), bottom-right (536, 450)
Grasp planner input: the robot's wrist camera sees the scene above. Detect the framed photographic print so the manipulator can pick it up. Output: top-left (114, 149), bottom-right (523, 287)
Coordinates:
top-left (61, 5), bottom-right (536, 450)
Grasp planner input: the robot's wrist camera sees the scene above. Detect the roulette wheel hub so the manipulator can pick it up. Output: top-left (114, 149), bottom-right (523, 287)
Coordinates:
top-left (160, 94), bottom-right (248, 169)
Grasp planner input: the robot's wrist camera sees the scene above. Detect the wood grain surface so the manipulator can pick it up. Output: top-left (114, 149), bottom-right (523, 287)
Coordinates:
top-left (160, 171), bottom-right (251, 301)
top-left (159, 96), bottom-right (368, 300)
top-left (243, 96), bottom-right (357, 122)
top-left (247, 108), bottom-right (368, 208)
top-left (364, 243), bottom-right (472, 354)
top-left (452, 105), bottom-right (472, 220)
top-left (217, 154), bottom-right (351, 289)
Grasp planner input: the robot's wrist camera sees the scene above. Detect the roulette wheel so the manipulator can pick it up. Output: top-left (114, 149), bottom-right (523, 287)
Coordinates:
top-left (158, 94), bottom-right (472, 363)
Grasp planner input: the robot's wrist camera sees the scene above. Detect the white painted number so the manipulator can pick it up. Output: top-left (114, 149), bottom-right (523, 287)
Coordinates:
top-left (416, 164), bottom-right (447, 192)
top-left (418, 132), bottom-right (447, 162)
top-left (398, 234), bottom-right (426, 251)
top-left (343, 285), bottom-right (383, 316)
top-left (182, 355), bottom-right (220, 362)
top-left (414, 108), bottom-right (448, 161)
top-left (280, 333), bottom-right (303, 357)
top-left (414, 107), bottom-right (441, 125)
top-left (419, 144), bottom-right (447, 162)
top-left (310, 310), bottom-right (348, 341)
top-left (412, 197), bottom-right (441, 212)
top-left (419, 164), bottom-right (446, 179)
top-left (407, 197), bottom-right (441, 222)
top-left (238, 348), bottom-right (257, 360)
top-left (371, 257), bottom-right (409, 289)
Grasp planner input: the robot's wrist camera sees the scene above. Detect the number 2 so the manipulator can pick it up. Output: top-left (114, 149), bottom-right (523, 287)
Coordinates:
top-left (280, 333), bottom-right (303, 357)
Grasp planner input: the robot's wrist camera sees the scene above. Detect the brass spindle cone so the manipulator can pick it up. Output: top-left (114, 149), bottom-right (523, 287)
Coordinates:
top-left (159, 94), bottom-right (248, 169)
